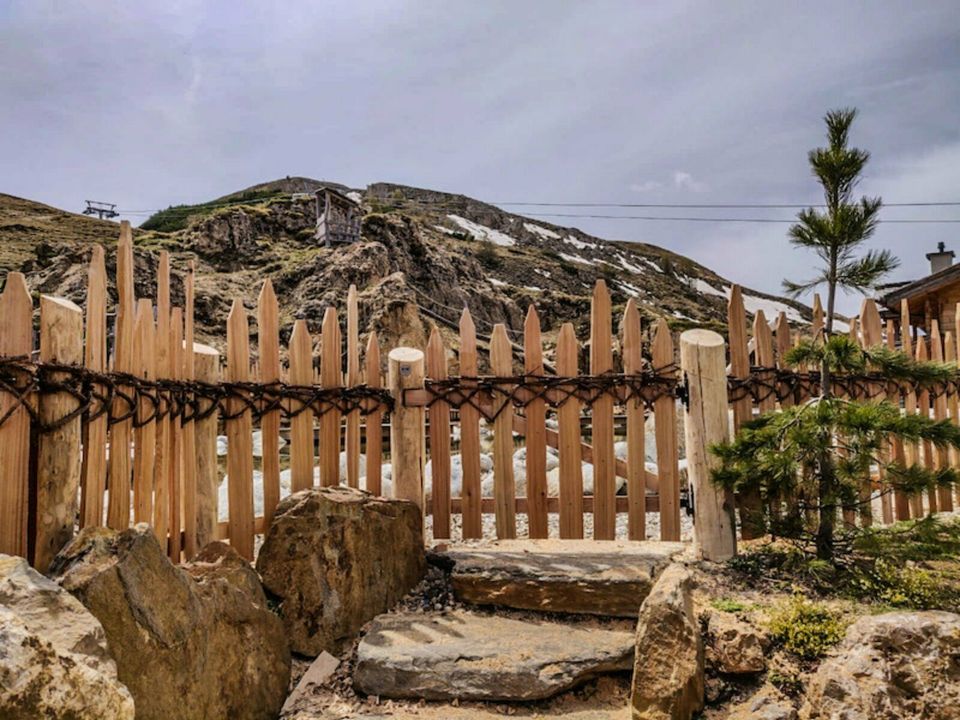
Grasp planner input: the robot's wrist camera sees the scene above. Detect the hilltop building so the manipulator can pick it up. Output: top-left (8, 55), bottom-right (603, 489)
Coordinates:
top-left (315, 186), bottom-right (362, 247)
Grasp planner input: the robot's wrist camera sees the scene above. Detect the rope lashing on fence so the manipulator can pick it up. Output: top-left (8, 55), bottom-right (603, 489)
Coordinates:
top-left (726, 365), bottom-right (958, 405)
top-left (0, 356), bottom-right (394, 434)
top-left (5, 355), bottom-right (959, 434)
top-left (414, 366), bottom-right (685, 421)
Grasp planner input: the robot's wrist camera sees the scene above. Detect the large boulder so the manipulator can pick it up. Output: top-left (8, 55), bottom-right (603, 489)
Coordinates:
top-left (354, 609), bottom-right (635, 701)
top-left (256, 486), bottom-right (426, 656)
top-left (0, 554), bottom-right (135, 719)
top-left (705, 610), bottom-right (768, 674)
top-left (49, 526), bottom-right (290, 720)
top-left (630, 565), bottom-right (704, 720)
top-left (800, 611), bottom-right (960, 720)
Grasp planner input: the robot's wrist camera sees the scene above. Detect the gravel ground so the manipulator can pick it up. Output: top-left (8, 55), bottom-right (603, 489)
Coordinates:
top-left (425, 509), bottom-right (695, 544)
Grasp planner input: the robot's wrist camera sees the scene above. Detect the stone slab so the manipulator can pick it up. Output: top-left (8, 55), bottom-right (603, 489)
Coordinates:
top-left (354, 609), bottom-right (635, 702)
top-left (441, 539), bottom-right (684, 617)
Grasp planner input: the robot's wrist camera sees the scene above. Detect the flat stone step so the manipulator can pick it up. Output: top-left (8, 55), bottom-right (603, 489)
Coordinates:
top-left (440, 539), bottom-right (684, 617)
top-left (354, 610), bottom-right (634, 702)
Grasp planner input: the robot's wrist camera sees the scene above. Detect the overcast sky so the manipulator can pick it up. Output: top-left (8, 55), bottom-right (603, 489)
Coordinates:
top-left (2, 1), bottom-right (959, 313)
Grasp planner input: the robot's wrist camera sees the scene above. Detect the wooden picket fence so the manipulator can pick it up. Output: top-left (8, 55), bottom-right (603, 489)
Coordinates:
top-left (1, 223), bottom-right (957, 570)
top-left (726, 286), bottom-right (959, 530)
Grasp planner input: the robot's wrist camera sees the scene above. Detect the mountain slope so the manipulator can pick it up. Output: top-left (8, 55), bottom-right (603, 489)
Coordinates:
top-left (0, 182), bottom-right (809, 364)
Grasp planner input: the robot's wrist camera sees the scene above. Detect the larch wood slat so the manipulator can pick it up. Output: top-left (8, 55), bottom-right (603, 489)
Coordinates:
top-left (34, 296), bottom-right (83, 572)
top-left (152, 253), bottom-right (171, 545)
top-left (459, 309), bottom-right (483, 539)
top-left (167, 308), bottom-right (183, 561)
top-left (426, 326), bottom-right (451, 538)
top-left (945, 331), bottom-right (959, 512)
top-left (622, 299), bottom-right (646, 540)
top-left (901, 300), bottom-right (922, 518)
top-left (775, 312), bottom-right (794, 408)
top-left (887, 318), bottom-right (911, 521)
top-left (728, 286), bottom-right (762, 538)
top-left (107, 224), bottom-right (135, 530)
top-left (364, 332), bottom-right (383, 495)
top-left (257, 279), bottom-right (281, 528)
top-left (556, 323), bottom-right (583, 539)
top-left (226, 300), bottom-right (255, 559)
top-left (523, 305), bottom-right (549, 539)
top-left (80, 245), bottom-right (107, 528)
top-left (653, 318), bottom-right (680, 541)
top-left (182, 265), bottom-right (198, 558)
top-left (289, 320), bottom-right (315, 492)
top-left (0, 273), bottom-right (33, 558)
top-left (320, 308), bottom-right (342, 487)
top-left (811, 293), bottom-right (824, 343)
top-left (916, 338), bottom-right (937, 516)
top-left (930, 323), bottom-right (953, 512)
top-left (590, 280), bottom-right (616, 539)
top-left (132, 300), bottom-right (156, 525)
top-left (859, 299), bottom-right (885, 526)
top-left (346, 285), bottom-right (361, 489)
top-left (490, 324), bottom-right (516, 539)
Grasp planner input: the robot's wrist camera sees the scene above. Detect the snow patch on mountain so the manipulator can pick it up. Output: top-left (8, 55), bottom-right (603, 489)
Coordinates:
top-left (447, 214), bottom-right (517, 246)
top-left (523, 222), bottom-right (560, 240)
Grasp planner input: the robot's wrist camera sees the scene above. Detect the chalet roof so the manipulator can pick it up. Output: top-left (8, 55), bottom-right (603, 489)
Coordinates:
top-left (878, 262), bottom-right (960, 312)
top-left (314, 185), bottom-right (360, 207)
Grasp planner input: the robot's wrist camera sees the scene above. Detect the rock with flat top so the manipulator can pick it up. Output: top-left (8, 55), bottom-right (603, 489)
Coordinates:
top-left (445, 539), bottom-right (682, 617)
top-left (354, 609), bottom-right (635, 701)
top-left (800, 611), bottom-right (960, 720)
top-left (630, 565), bottom-right (703, 720)
top-left (0, 554), bottom-right (134, 719)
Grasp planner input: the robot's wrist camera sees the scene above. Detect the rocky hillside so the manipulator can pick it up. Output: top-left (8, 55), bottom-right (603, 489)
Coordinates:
top-left (0, 181), bottom-right (809, 366)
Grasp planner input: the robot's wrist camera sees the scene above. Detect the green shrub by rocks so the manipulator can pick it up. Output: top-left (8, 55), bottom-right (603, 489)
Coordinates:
top-left (767, 596), bottom-right (846, 659)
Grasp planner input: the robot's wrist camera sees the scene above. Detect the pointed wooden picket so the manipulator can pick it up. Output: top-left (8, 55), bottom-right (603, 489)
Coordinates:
top-left (490, 324), bottom-right (516, 539)
top-left (152, 251), bottom-right (172, 545)
top-left (459, 308), bottom-right (483, 539)
top-left (930, 323), bottom-right (953, 513)
top-left (0, 273), bottom-right (33, 558)
top-left (590, 280), bottom-right (615, 540)
top-left (426, 326), bottom-right (451, 538)
top-left (556, 322), bottom-right (583, 539)
top-left (320, 307), bottom-right (342, 487)
top-left (257, 279), bottom-right (281, 527)
top-left (133, 299), bottom-right (156, 526)
top-left (107, 224), bottom-right (135, 530)
top-left (226, 300), bottom-right (255, 559)
top-left (728, 286), bottom-right (762, 538)
top-left (364, 331), bottom-right (383, 496)
top-left (653, 318), bottom-right (680, 541)
top-left (622, 299), bottom-right (645, 540)
top-left (182, 264), bottom-right (199, 557)
top-left (523, 305), bottom-right (548, 539)
top-left (346, 285), bottom-right (361, 489)
top-left (289, 320), bottom-right (315, 492)
top-left (80, 245), bottom-right (107, 528)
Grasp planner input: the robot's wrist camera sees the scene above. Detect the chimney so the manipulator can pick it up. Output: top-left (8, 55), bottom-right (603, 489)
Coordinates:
top-left (926, 242), bottom-right (954, 275)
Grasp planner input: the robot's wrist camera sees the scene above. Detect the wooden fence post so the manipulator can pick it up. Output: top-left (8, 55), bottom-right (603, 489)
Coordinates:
top-left (681, 329), bottom-right (737, 561)
top-left (490, 324), bottom-right (516, 539)
top-left (388, 348), bottom-right (425, 514)
top-left (34, 296), bottom-right (84, 572)
top-left (0, 272), bottom-right (33, 559)
top-left (257, 279), bottom-right (281, 528)
top-left (193, 343), bottom-right (220, 550)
